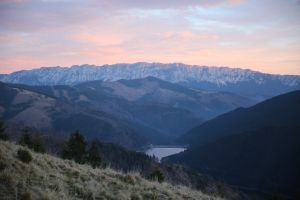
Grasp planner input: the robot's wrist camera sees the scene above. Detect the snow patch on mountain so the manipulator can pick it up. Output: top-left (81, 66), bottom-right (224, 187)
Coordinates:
top-left (1, 62), bottom-right (299, 87)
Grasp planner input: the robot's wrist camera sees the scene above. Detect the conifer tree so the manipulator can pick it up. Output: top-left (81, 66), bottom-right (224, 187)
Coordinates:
top-left (87, 140), bottom-right (102, 168)
top-left (62, 131), bottom-right (86, 164)
top-left (19, 128), bottom-right (45, 153)
top-left (19, 128), bottom-right (33, 147)
top-left (31, 134), bottom-right (46, 153)
top-left (0, 120), bottom-right (8, 141)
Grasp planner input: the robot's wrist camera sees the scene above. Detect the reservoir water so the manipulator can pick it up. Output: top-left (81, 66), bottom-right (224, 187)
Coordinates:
top-left (145, 146), bottom-right (186, 162)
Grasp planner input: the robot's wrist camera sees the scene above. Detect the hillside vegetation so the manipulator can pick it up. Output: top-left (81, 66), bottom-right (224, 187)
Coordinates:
top-left (0, 141), bottom-right (224, 200)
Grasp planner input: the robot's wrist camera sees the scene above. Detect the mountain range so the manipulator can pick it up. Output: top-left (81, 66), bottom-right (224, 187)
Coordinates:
top-left (1, 62), bottom-right (299, 100)
top-left (1, 63), bottom-right (299, 198)
top-left (0, 77), bottom-right (252, 149)
top-left (166, 90), bottom-right (300, 198)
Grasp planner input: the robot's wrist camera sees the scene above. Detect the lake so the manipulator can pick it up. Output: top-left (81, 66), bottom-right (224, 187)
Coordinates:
top-left (145, 146), bottom-right (186, 162)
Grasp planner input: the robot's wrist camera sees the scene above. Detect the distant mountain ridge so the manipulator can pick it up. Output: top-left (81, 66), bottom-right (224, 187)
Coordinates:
top-left (1, 62), bottom-right (299, 99)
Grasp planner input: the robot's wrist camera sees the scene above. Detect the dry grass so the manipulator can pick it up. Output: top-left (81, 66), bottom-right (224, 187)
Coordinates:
top-left (0, 141), bottom-right (224, 200)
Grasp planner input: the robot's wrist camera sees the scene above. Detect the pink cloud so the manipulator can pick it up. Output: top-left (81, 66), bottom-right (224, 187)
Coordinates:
top-left (0, 34), bottom-right (24, 44)
top-left (0, 0), bottom-right (299, 75)
top-left (0, 56), bottom-right (47, 74)
top-left (72, 31), bottom-right (125, 46)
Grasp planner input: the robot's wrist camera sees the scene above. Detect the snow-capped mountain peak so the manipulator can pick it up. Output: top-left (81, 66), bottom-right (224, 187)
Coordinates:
top-left (0, 62), bottom-right (299, 99)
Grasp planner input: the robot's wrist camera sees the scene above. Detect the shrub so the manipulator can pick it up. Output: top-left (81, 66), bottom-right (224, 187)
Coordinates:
top-left (121, 175), bottom-right (135, 185)
top-left (20, 192), bottom-right (32, 200)
top-left (17, 149), bottom-right (33, 163)
top-left (149, 168), bottom-right (165, 183)
top-left (216, 182), bottom-right (226, 198)
top-left (87, 141), bottom-right (102, 168)
top-left (31, 136), bottom-right (46, 153)
top-left (19, 128), bottom-right (32, 147)
top-left (131, 194), bottom-right (141, 200)
top-left (0, 120), bottom-right (8, 141)
top-left (268, 195), bottom-right (287, 200)
top-left (0, 160), bottom-right (7, 171)
top-left (19, 129), bottom-right (45, 153)
top-left (0, 173), bottom-right (15, 188)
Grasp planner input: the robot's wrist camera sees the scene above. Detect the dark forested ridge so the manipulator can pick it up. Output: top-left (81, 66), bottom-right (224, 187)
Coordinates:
top-left (167, 126), bottom-right (300, 198)
top-left (178, 90), bottom-right (300, 146)
top-left (167, 91), bottom-right (300, 199)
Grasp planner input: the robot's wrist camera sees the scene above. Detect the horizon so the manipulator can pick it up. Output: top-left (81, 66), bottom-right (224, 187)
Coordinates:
top-left (0, 0), bottom-right (300, 75)
top-left (1, 62), bottom-right (300, 76)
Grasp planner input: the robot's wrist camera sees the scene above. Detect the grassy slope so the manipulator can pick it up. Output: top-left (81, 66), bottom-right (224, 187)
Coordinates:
top-left (0, 141), bottom-right (223, 200)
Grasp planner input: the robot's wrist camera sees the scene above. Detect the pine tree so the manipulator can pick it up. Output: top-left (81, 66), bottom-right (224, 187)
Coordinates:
top-left (0, 120), bottom-right (8, 141)
top-left (19, 128), bottom-right (33, 147)
top-left (19, 128), bottom-right (45, 153)
top-left (87, 140), bottom-right (102, 168)
top-left (62, 131), bottom-right (86, 164)
top-left (31, 134), bottom-right (46, 153)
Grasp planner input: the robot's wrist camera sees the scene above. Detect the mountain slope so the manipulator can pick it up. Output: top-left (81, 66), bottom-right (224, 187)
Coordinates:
top-left (179, 90), bottom-right (300, 146)
top-left (0, 82), bottom-right (149, 149)
top-left (166, 91), bottom-right (300, 198)
top-left (20, 133), bottom-right (239, 199)
top-left (75, 77), bottom-right (253, 121)
top-left (0, 78), bottom-right (252, 149)
top-left (167, 126), bottom-right (300, 199)
top-left (1, 62), bottom-right (299, 100)
top-left (0, 141), bottom-right (224, 200)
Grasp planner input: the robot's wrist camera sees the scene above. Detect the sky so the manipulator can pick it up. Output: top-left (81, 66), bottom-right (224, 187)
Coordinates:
top-left (0, 0), bottom-right (299, 75)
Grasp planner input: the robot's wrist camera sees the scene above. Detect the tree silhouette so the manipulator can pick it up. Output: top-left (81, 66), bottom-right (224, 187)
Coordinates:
top-left (19, 128), bottom-right (33, 147)
top-left (18, 128), bottom-right (45, 153)
top-left (0, 120), bottom-right (8, 141)
top-left (87, 140), bottom-right (102, 168)
top-left (62, 131), bottom-right (86, 164)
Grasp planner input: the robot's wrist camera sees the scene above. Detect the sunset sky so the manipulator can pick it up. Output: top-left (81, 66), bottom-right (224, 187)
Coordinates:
top-left (0, 0), bottom-right (299, 75)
